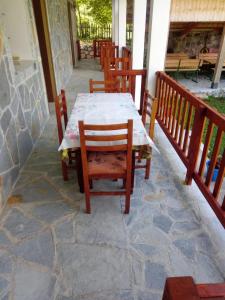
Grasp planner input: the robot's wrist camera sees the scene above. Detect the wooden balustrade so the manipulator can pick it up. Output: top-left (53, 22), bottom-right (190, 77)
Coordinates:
top-left (155, 71), bottom-right (225, 228)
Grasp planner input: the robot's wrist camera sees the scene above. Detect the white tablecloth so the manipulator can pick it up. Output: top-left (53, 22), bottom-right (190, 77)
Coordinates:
top-left (58, 93), bottom-right (156, 151)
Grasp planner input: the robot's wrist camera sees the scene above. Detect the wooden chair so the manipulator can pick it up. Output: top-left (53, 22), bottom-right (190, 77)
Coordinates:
top-left (89, 79), bottom-right (120, 93)
top-left (104, 57), bottom-right (132, 80)
top-left (79, 120), bottom-right (133, 214)
top-left (135, 90), bottom-right (158, 179)
top-left (165, 58), bottom-right (180, 73)
top-left (108, 69), bottom-right (147, 113)
top-left (178, 58), bottom-right (202, 82)
top-left (100, 45), bottom-right (119, 69)
top-left (54, 90), bottom-right (76, 181)
top-left (93, 39), bottom-right (112, 58)
top-left (166, 52), bottom-right (189, 59)
top-left (162, 276), bottom-right (225, 300)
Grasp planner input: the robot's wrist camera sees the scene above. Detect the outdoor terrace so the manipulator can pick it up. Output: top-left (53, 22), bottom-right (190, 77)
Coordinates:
top-left (0, 59), bottom-right (224, 300)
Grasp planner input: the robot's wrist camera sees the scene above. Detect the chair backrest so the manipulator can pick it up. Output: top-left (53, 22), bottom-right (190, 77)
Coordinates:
top-left (142, 90), bottom-right (158, 140)
top-left (122, 47), bottom-right (132, 62)
top-left (179, 58), bottom-right (201, 69)
top-left (54, 89), bottom-right (68, 144)
top-left (79, 120), bottom-right (133, 177)
top-left (198, 52), bottom-right (218, 60)
top-left (104, 57), bottom-right (132, 80)
top-left (89, 79), bottom-right (120, 93)
top-left (93, 39), bottom-right (112, 58)
top-left (165, 58), bottom-right (180, 70)
top-left (100, 45), bottom-right (119, 68)
top-left (108, 69), bottom-right (147, 113)
top-left (167, 52), bottom-right (188, 59)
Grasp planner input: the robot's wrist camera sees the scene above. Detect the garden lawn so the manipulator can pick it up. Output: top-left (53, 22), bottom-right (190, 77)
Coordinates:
top-left (203, 96), bottom-right (225, 156)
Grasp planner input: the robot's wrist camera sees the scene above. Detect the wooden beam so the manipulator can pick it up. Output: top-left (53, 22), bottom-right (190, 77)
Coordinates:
top-left (211, 24), bottom-right (225, 88)
top-left (32, 0), bottom-right (57, 102)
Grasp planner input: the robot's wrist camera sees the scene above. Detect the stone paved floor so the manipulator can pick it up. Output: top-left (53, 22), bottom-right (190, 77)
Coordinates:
top-left (177, 73), bottom-right (225, 96)
top-left (0, 59), bottom-right (224, 300)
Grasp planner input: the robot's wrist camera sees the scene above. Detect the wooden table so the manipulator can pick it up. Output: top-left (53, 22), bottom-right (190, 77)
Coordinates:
top-left (59, 93), bottom-right (156, 192)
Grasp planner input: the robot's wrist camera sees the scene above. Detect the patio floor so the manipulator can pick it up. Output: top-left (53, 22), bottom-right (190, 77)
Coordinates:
top-left (0, 59), bottom-right (224, 300)
top-left (177, 73), bottom-right (225, 96)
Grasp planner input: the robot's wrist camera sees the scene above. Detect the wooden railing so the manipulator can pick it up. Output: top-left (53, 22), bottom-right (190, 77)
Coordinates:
top-left (155, 71), bottom-right (225, 228)
top-left (162, 277), bottom-right (225, 299)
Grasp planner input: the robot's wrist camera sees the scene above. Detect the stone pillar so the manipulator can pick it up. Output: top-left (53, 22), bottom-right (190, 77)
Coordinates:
top-left (113, 0), bottom-right (119, 45)
top-left (112, 0), bottom-right (115, 42)
top-left (146, 0), bottom-right (171, 96)
top-left (211, 25), bottom-right (225, 89)
top-left (118, 0), bottom-right (127, 54)
top-left (132, 0), bottom-right (147, 109)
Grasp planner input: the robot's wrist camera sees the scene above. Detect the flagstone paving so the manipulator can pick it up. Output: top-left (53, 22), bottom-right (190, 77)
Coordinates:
top-left (0, 59), bottom-right (224, 300)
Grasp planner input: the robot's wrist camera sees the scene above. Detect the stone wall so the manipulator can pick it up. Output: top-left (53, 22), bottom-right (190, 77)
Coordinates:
top-left (46, 0), bottom-right (74, 93)
top-left (0, 2), bottom-right (49, 210)
top-left (80, 43), bottom-right (94, 59)
top-left (168, 30), bottom-right (221, 57)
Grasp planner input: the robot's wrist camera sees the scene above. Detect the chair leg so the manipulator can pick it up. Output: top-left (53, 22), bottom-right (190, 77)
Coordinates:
top-left (145, 159), bottom-right (151, 180)
top-left (85, 193), bottom-right (91, 214)
top-left (89, 180), bottom-right (93, 189)
top-left (122, 179), bottom-right (126, 188)
top-left (124, 192), bottom-right (130, 214)
top-left (61, 160), bottom-right (68, 181)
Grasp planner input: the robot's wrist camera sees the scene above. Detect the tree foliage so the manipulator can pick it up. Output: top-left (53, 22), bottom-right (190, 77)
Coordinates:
top-left (76, 0), bottom-right (112, 26)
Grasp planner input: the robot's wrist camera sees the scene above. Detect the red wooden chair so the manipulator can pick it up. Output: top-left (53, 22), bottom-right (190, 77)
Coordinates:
top-left (93, 39), bottom-right (112, 58)
top-left (100, 45), bottom-right (119, 69)
top-left (79, 120), bottom-right (133, 214)
top-left (89, 79), bottom-right (120, 93)
top-left (108, 69), bottom-right (147, 113)
top-left (104, 57), bottom-right (132, 80)
top-left (162, 276), bottom-right (225, 299)
top-left (135, 90), bottom-right (158, 179)
top-left (54, 90), bottom-right (76, 181)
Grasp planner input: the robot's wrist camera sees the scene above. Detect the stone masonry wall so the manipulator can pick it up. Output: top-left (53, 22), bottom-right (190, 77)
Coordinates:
top-left (80, 43), bottom-right (94, 59)
top-left (168, 30), bottom-right (221, 57)
top-left (0, 2), bottom-right (49, 210)
top-left (46, 0), bottom-right (74, 93)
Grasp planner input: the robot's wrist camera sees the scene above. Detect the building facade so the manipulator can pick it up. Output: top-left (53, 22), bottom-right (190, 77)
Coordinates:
top-left (0, 0), bottom-right (76, 210)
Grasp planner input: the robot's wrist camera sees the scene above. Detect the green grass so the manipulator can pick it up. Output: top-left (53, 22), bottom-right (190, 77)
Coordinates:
top-left (202, 96), bottom-right (225, 157)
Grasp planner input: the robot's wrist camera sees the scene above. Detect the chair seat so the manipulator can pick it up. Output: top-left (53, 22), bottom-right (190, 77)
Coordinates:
top-left (88, 151), bottom-right (127, 176)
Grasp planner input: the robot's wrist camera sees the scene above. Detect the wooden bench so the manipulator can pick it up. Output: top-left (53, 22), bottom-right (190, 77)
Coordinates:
top-left (165, 58), bottom-right (202, 82)
top-left (167, 52), bottom-right (189, 59)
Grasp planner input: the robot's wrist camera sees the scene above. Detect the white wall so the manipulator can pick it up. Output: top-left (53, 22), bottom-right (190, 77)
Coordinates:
top-left (0, 0), bottom-right (33, 60)
top-left (146, 0), bottom-right (171, 96)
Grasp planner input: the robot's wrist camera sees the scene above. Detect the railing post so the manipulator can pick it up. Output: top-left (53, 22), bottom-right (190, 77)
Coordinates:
top-left (185, 106), bottom-right (206, 185)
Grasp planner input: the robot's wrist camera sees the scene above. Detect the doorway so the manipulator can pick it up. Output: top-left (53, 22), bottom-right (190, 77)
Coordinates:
top-left (32, 0), bottom-right (57, 102)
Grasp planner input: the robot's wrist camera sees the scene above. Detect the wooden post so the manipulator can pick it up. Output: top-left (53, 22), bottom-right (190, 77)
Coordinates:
top-left (211, 25), bottom-right (225, 89)
top-left (132, 0), bottom-right (147, 111)
top-left (185, 106), bottom-right (206, 185)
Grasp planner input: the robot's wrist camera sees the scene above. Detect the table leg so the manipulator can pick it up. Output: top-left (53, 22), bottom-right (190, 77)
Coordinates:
top-left (76, 149), bottom-right (84, 193)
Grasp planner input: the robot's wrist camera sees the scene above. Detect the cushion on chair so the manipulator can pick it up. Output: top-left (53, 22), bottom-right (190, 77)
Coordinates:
top-left (87, 151), bottom-right (127, 176)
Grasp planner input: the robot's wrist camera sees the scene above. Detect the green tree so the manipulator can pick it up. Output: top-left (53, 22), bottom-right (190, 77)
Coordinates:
top-left (76, 0), bottom-right (112, 26)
